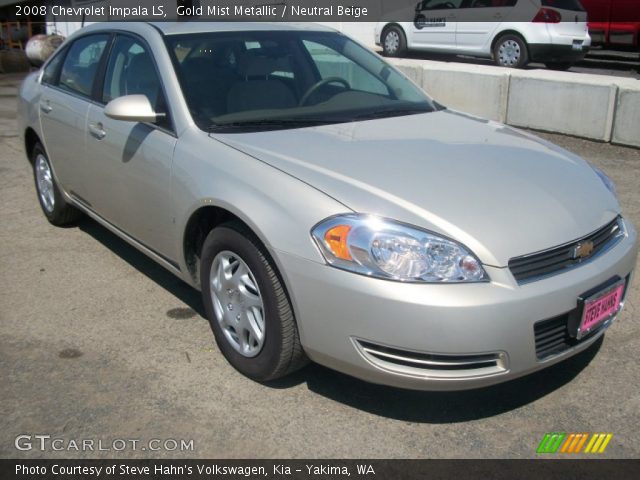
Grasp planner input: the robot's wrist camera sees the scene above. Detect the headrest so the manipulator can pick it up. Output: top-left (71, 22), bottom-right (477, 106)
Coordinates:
top-left (237, 53), bottom-right (290, 78)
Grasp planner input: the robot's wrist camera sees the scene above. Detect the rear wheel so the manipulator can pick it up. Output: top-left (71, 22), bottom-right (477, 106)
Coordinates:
top-left (382, 26), bottom-right (407, 58)
top-left (493, 34), bottom-right (529, 68)
top-left (31, 143), bottom-right (82, 226)
top-left (200, 223), bottom-right (308, 381)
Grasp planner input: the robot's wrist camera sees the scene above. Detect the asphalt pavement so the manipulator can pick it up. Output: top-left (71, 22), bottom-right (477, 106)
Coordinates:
top-left (1, 73), bottom-right (639, 459)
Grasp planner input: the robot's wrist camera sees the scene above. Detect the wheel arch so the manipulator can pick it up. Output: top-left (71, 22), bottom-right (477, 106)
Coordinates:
top-left (24, 127), bottom-right (41, 163)
top-left (491, 29), bottom-right (530, 57)
top-left (381, 23), bottom-right (406, 43)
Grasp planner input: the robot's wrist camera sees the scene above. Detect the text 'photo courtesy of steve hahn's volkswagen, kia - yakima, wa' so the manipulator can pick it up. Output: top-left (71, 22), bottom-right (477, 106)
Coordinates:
top-left (18, 21), bottom-right (637, 391)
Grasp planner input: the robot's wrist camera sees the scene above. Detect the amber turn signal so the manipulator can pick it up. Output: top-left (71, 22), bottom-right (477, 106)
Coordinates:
top-left (324, 225), bottom-right (352, 261)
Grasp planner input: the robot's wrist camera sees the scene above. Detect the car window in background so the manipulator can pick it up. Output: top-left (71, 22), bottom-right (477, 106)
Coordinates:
top-left (58, 34), bottom-right (109, 97)
top-left (464, 0), bottom-right (517, 7)
top-left (541, 0), bottom-right (585, 10)
top-left (418, 0), bottom-right (464, 9)
top-left (102, 35), bottom-right (171, 130)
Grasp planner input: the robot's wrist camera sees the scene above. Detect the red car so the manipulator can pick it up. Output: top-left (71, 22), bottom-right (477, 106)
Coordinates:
top-left (580, 0), bottom-right (640, 50)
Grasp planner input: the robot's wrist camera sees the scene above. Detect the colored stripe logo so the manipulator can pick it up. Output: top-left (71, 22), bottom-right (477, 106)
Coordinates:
top-left (537, 433), bottom-right (613, 454)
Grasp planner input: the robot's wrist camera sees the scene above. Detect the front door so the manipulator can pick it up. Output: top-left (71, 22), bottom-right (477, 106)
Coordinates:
top-left (409, 0), bottom-right (461, 51)
top-left (85, 34), bottom-right (177, 261)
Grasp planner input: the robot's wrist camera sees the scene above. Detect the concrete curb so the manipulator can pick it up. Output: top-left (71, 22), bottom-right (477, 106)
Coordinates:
top-left (389, 58), bottom-right (640, 148)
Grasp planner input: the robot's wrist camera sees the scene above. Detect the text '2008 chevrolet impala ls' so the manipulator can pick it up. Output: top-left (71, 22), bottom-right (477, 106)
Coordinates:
top-left (18, 22), bottom-right (637, 390)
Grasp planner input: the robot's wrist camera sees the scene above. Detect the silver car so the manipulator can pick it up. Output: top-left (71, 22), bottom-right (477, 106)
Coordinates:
top-left (18, 22), bottom-right (637, 390)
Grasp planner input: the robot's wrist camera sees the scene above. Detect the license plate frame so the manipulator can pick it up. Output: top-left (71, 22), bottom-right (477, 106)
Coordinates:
top-left (571, 277), bottom-right (625, 340)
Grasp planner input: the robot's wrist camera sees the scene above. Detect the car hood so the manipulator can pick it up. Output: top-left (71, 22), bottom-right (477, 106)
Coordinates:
top-left (212, 110), bottom-right (620, 267)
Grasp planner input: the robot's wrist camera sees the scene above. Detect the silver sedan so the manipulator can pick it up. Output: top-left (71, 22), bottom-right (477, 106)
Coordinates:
top-left (18, 22), bottom-right (637, 390)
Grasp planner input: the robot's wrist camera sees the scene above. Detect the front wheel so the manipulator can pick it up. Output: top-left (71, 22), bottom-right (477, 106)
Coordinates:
top-left (31, 143), bottom-right (82, 226)
top-left (493, 34), bottom-right (529, 68)
top-left (200, 223), bottom-right (308, 381)
top-left (382, 26), bottom-right (407, 58)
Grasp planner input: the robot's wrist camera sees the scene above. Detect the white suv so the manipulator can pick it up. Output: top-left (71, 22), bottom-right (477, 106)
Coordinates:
top-left (375, 0), bottom-right (591, 70)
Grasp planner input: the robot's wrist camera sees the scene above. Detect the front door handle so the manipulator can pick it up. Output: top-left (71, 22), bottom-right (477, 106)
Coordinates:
top-left (40, 101), bottom-right (52, 114)
top-left (88, 122), bottom-right (106, 140)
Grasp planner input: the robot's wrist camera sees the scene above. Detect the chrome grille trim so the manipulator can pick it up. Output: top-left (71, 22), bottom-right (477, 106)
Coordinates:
top-left (354, 339), bottom-right (507, 379)
top-left (509, 217), bottom-right (624, 284)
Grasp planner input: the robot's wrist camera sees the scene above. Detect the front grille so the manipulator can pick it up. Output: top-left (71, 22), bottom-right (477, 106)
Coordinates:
top-left (533, 313), bottom-right (608, 360)
top-left (354, 339), bottom-right (507, 379)
top-left (509, 217), bottom-right (624, 283)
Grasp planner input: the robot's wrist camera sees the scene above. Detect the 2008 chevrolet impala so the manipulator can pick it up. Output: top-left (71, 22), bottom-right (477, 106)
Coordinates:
top-left (18, 22), bottom-right (637, 390)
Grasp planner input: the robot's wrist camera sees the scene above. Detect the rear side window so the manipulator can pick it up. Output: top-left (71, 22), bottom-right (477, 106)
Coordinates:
top-left (541, 0), bottom-right (584, 10)
top-left (41, 48), bottom-right (66, 85)
top-left (59, 34), bottom-right (109, 98)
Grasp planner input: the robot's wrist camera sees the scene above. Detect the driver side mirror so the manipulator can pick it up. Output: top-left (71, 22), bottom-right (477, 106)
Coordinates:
top-left (104, 95), bottom-right (165, 123)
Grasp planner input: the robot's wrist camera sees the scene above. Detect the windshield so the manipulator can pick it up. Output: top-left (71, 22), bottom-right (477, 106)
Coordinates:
top-left (165, 30), bottom-right (438, 132)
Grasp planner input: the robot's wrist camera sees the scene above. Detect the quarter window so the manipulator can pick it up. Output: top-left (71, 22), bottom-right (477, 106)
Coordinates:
top-left (58, 34), bottom-right (109, 97)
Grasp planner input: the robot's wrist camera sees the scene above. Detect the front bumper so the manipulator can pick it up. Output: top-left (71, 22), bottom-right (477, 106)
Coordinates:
top-left (275, 219), bottom-right (637, 391)
top-left (529, 43), bottom-right (590, 63)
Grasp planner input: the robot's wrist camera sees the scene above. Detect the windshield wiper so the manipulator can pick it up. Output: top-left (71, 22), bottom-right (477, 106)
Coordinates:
top-left (208, 118), bottom-right (342, 132)
top-left (351, 108), bottom-right (433, 120)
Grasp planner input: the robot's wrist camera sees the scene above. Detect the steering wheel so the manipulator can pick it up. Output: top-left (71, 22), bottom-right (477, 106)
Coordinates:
top-left (299, 77), bottom-right (350, 106)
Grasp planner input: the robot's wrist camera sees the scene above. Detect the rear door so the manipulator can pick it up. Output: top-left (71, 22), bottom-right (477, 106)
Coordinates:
top-left (455, 0), bottom-right (519, 53)
top-left (409, 0), bottom-right (461, 50)
top-left (85, 34), bottom-right (177, 260)
top-left (38, 34), bottom-right (110, 197)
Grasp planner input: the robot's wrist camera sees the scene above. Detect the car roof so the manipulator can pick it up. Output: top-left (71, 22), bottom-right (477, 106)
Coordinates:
top-left (150, 22), bottom-right (336, 36)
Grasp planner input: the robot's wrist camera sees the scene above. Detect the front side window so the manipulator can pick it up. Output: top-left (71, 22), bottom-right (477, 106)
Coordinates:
top-left (58, 34), bottom-right (109, 97)
top-left (102, 35), bottom-right (170, 129)
top-left (166, 30), bottom-right (437, 132)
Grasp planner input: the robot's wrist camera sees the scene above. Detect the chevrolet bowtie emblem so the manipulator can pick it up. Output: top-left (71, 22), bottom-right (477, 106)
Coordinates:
top-left (573, 241), bottom-right (595, 259)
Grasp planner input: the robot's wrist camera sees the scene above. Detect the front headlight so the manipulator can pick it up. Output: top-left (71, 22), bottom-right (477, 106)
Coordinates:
top-left (590, 164), bottom-right (618, 199)
top-left (311, 214), bottom-right (488, 283)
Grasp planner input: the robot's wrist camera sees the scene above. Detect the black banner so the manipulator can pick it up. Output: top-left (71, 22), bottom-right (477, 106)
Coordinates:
top-left (2, 459), bottom-right (640, 480)
top-left (4, 0), bottom-right (639, 23)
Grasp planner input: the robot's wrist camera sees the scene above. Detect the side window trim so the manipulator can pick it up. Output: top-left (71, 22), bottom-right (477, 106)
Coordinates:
top-left (99, 31), bottom-right (176, 136)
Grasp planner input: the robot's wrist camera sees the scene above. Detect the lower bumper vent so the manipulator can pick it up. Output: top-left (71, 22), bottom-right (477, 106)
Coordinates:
top-left (354, 339), bottom-right (507, 379)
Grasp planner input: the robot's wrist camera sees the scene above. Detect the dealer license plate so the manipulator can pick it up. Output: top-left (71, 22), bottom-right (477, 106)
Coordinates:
top-left (578, 280), bottom-right (625, 339)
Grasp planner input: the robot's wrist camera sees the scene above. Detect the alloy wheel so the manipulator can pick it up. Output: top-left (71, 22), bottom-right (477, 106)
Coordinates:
top-left (35, 154), bottom-right (55, 213)
top-left (209, 251), bottom-right (265, 357)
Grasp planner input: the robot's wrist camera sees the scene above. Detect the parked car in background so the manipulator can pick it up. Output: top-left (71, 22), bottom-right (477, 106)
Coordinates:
top-left (376, 0), bottom-right (591, 69)
top-left (581, 0), bottom-right (640, 51)
top-left (18, 22), bottom-right (637, 391)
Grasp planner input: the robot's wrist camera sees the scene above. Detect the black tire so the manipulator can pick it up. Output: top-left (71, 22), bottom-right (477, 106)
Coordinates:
top-left (200, 222), bottom-right (308, 382)
top-left (31, 142), bottom-right (82, 226)
top-left (545, 62), bottom-right (573, 71)
top-left (382, 25), bottom-right (407, 58)
top-left (493, 34), bottom-right (529, 68)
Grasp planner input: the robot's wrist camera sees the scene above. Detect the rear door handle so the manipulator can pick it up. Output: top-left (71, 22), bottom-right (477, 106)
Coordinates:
top-left (88, 122), bottom-right (106, 140)
top-left (40, 101), bottom-right (52, 114)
